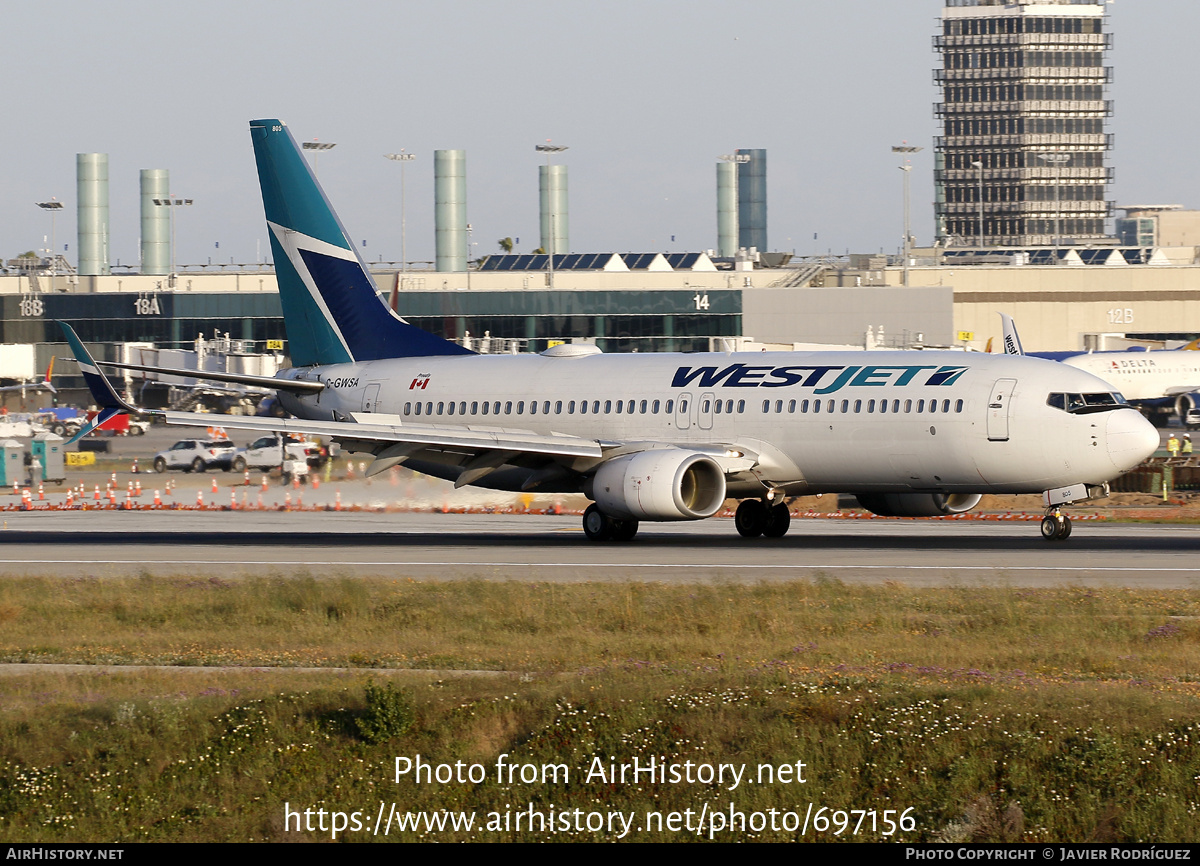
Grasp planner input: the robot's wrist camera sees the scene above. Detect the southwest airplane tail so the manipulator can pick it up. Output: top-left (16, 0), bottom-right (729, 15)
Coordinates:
top-left (250, 119), bottom-right (472, 365)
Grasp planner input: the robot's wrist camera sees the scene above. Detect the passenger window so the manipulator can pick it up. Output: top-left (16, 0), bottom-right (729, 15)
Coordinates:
top-left (555, 401), bottom-right (562, 414)
top-left (604, 400), bottom-right (612, 413)
top-left (580, 400), bottom-right (588, 415)
top-left (652, 400), bottom-right (660, 414)
top-left (403, 402), bottom-right (411, 415)
top-left (665, 399), bottom-right (673, 414)
top-left (788, 400), bottom-right (796, 413)
top-left (853, 400), bottom-right (861, 413)
top-left (802, 400), bottom-right (810, 412)
top-left (825, 400), bottom-right (834, 413)
top-left (517, 401), bottom-right (524, 414)
top-left (775, 400), bottom-right (783, 413)
top-left (447, 402), bottom-right (454, 416)
top-left (493, 402), bottom-right (500, 415)
top-left (867, 399), bottom-right (875, 413)
top-left (942, 400), bottom-right (950, 413)
top-left (471, 401), bottom-right (478, 414)
top-left (762, 399), bottom-right (770, 413)
top-left (616, 400), bottom-right (624, 413)
top-left (715, 400), bottom-right (723, 414)
top-left (702, 399), bottom-right (711, 412)
top-left (543, 401), bottom-right (551, 414)
top-left (568, 401), bottom-right (576, 414)
top-left (481, 402), bottom-right (488, 415)
top-left (737, 400), bottom-right (745, 413)
top-left (840, 400), bottom-right (849, 413)
top-left (814, 400), bottom-right (821, 414)
top-left (880, 399), bottom-right (887, 413)
top-left (640, 400), bottom-right (647, 414)
top-left (505, 401), bottom-right (512, 414)
top-left (680, 399), bottom-right (688, 412)
top-left (917, 400), bottom-right (925, 413)
top-left (460, 401), bottom-right (466, 415)
top-left (593, 400), bottom-right (601, 414)
top-left (415, 402), bottom-right (422, 416)
top-left (955, 399), bottom-right (964, 413)
top-left (628, 401), bottom-right (635, 414)
top-left (437, 402), bottom-right (444, 415)
top-left (904, 400), bottom-right (912, 413)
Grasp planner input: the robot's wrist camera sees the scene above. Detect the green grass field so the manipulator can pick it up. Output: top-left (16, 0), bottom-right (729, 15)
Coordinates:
top-left (1, 576), bottom-right (1198, 842)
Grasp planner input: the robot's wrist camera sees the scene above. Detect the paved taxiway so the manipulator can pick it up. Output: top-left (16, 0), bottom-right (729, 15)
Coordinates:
top-left (0, 510), bottom-right (1197, 587)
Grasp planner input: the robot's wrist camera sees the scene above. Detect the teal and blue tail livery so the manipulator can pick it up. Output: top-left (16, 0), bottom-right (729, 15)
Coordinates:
top-left (58, 322), bottom-right (137, 443)
top-left (250, 119), bottom-right (473, 366)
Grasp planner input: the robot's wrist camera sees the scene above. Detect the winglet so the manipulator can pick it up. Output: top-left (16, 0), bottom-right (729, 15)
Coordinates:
top-left (42, 357), bottom-right (57, 395)
top-left (58, 322), bottom-right (141, 443)
top-left (998, 313), bottom-right (1025, 356)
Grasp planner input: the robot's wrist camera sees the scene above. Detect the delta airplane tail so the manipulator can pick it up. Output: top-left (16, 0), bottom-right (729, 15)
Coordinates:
top-left (249, 119), bottom-right (473, 366)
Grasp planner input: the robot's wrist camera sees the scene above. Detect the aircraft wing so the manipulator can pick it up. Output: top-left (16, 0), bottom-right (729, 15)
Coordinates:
top-left (98, 359), bottom-right (324, 394)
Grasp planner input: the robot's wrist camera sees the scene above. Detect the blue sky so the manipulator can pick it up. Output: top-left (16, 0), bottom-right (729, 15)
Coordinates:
top-left (2, 0), bottom-right (1194, 268)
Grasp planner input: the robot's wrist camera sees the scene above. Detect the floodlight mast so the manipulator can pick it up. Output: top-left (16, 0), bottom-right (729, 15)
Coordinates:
top-left (385, 151), bottom-right (416, 275)
top-left (892, 145), bottom-right (923, 287)
top-left (536, 142), bottom-right (569, 287)
top-left (302, 140), bottom-right (337, 178)
top-left (152, 197), bottom-right (193, 287)
top-left (35, 199), bottom-right (64, 292)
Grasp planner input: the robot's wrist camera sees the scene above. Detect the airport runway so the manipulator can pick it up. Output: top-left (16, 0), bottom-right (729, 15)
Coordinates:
top-left (0, 510), bottom-right (1197, 587)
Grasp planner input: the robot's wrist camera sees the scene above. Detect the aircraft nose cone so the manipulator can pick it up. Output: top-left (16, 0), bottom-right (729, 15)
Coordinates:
top-left (1107, 409), bottom-right (1160, 473)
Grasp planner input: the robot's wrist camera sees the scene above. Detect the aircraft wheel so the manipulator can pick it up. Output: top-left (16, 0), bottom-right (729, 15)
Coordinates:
top-left (1041, 514), bottom-right (1071, 541)
top-left (735, 499), bottom-right (767, 538)
top-left (583, 504), bottom-right (613, 542)
top-left (153, 457), bottom-right (167, 474)
top-left (611, 518), bottom-right (639, 542)
top-left (763, 503), bottom-right (791, 538)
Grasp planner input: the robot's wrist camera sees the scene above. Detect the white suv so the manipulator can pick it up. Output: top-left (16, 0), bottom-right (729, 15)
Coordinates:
top-left (153, 439), bottom-right (236, 473)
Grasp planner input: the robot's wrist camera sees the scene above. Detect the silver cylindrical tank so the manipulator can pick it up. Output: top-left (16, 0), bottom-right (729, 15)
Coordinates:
top-left (434, 150), bottom-right (466, 272)
top-left (737, 148), bottom-right (767, 252)
top-left (76, 153), bottom-right (111, 276)
top-left (539, 164), bottom-right (569, 255)
top-left (140, 169), bottom-right (170, 275)
top-left (716, 161), bottom-right (738, 257)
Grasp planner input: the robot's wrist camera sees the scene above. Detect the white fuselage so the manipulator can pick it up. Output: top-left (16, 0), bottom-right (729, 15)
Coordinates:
top-left (1063, 351), bottom-right (1200, 402)
top-left (275, 349), bottom-right (1157, 496)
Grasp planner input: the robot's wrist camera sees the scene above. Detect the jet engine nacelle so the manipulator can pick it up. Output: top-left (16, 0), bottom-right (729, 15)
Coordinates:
top-left (854, 492), bottom-right (983, 518)
top-left (590, 450), bottom-right (726, 521)
top-left (1174, 392), bottom-right (1200, 420)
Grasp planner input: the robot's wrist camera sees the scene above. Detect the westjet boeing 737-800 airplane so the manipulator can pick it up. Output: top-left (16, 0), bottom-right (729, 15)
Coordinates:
top-left (62, 119), bottom-right (1160, 542)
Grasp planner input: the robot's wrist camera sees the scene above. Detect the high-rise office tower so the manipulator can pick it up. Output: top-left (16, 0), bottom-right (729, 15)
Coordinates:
top-left (934, 0), bottom-right (1112, 247)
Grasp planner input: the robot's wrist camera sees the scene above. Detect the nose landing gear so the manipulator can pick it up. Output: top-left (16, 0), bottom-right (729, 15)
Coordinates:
top-left (1040, 508), bottom-right (1073, 541)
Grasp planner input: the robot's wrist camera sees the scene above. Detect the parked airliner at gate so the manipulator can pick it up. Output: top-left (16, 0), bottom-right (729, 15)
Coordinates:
top-left (62, 120), bottom-right (1160, 542)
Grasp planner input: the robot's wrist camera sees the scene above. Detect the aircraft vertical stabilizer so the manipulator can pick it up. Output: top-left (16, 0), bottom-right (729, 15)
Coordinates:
top-left (249, 119), bottom-right (473, 366)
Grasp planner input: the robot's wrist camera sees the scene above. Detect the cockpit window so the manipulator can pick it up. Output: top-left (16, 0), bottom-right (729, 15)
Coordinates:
top-left (1046, 392), bottom-right (1129, 414)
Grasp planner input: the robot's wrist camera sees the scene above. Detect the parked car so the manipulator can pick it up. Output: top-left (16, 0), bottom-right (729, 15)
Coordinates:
top-left (153, 439), bottom-right (236, 473)
top-left (231, 434), bottom-right (326, 472)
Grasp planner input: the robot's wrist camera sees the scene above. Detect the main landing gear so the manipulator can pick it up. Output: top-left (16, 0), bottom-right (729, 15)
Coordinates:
top-left (1040, 508), bottom-right (1073, 541)
top-left (582, 504), bottom-right (639, 542)
top-left (735, 499), bottom-right (791, 539)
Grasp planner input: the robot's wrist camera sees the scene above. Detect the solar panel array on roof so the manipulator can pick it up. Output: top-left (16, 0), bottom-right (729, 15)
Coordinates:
top-left (479, 253), bottom-right (632, 271)
top-left (620, 253), bottom-right (660, 270)
top-left (664, 253), bottom-right (701, 269)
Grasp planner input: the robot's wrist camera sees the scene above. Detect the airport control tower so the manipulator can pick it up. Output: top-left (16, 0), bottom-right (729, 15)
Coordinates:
top-left (934, 0), bottom-right (1113, 247)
